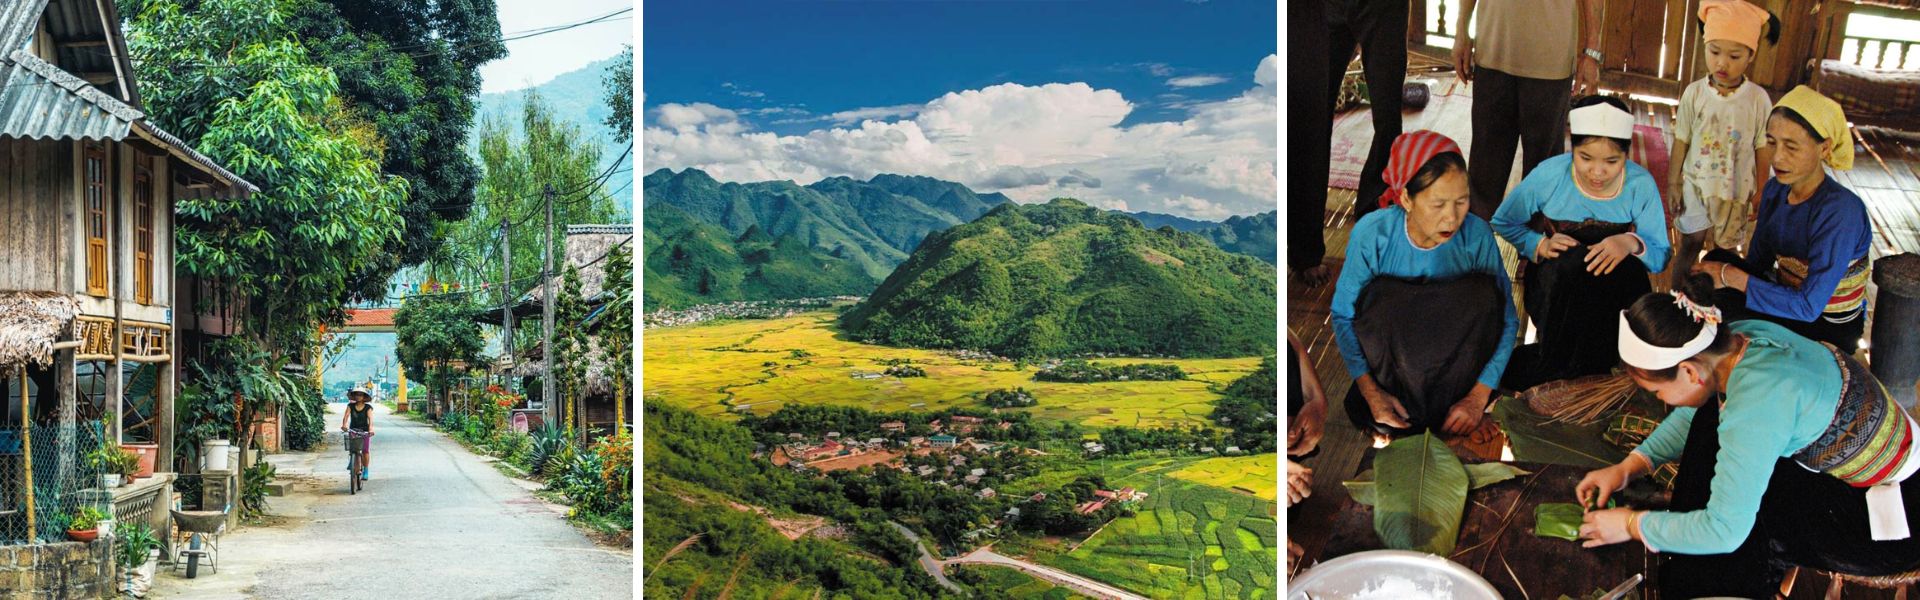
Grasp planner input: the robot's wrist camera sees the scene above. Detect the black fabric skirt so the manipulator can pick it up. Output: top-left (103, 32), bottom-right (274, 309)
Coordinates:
top-left (1340, 273), bottom-right (1506, 436)
top-left (1503, 217), bottom-right (1651, 392)
top-left (1661, 398), bottom-right (1920, 597)
top-left (1703, 248), bottom-right (1867, 352)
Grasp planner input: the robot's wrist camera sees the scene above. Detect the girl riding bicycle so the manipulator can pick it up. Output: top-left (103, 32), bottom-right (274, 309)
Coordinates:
top-left (341, 389), bottom-right (374, 480)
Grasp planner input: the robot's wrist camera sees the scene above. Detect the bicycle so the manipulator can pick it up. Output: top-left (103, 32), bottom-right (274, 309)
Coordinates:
top-left (343, 429), bottom-right (373, 494)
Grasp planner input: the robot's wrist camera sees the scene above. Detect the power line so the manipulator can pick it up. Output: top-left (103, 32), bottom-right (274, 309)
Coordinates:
top-left (0, 9), bottom-right (632, 97)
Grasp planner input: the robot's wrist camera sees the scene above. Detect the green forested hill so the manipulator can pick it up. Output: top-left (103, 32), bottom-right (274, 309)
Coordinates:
top-left (840, 199), bottom-right (1276, 358)
top-left (642, 204), bottom-right (878, 310)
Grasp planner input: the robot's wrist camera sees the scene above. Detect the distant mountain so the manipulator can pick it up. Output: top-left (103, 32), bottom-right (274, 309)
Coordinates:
top-left (642, 168), bottom-right (1009, 280)
top-left (645, 168), bottom-right (1275, 273)
top-left (475, 55), bottom-right (632, 218)
top-left (643, 204), bottom-right (878, 310)
top-left (840, 199), bottom-right (1277, 358)
top-left (1127, 210), bottom-right (1277, 263)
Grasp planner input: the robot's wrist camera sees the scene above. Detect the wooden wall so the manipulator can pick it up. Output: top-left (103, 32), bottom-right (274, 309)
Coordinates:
top-left (0, 139), bottom-right (73, 293)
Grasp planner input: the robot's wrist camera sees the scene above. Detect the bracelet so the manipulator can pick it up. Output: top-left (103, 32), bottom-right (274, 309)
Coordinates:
top-left (1627, 510), bottom-right (1646, 541)
top-left (1719, 262), bottom-right (1729, 287)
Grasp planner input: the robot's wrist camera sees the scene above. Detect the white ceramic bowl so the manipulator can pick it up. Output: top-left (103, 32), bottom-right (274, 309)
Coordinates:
top-left (1288, 550), bottom-right (1502, 600)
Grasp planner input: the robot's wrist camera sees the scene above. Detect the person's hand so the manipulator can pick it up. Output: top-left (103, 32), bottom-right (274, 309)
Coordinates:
top-left (1286, 461), bottom-right (1314, 506)
top-left (1576, 459), bottom-right (1642, 510)
top-left (1535, 233), bottom-right (1579, 261)
top-left (1748, 189), bottom-right (1763, 219)
top-left (1578, 508), bottom-right (1639, 548)
top-left (1585, 234), bottom-right (1637, 275)
top-left (1362, 387), bottom-right (1412, 430)
top-left (1289, 399), bottom-right (1326, 456)
top-left (1452, 37), bottom-right (1475, 83)
top-left (1576, 54), bottom-right (1601, 96)
top-left (1441, 384), bottom-right (1492, 435)
top-left (1287, 539), bottom-right (1305, 575)
top-left (1691, 260), bottom-right (1749, 290)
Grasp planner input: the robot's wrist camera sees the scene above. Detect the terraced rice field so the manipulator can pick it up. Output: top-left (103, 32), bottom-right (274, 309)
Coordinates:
top-left (643, 313), bottom-right (1262, 429)
top-left (1166, 455), bottom-right (1278, 501)
top-left (998, 458), bottom-right (1279, 599)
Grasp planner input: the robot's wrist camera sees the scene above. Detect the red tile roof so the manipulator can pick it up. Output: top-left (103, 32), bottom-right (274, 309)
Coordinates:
top-left (343, 309), bottom-right (397, 328)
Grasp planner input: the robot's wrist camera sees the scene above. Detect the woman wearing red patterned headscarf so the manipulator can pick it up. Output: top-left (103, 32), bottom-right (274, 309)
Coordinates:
top-left (1330, 131), bottom-right (1518, 438)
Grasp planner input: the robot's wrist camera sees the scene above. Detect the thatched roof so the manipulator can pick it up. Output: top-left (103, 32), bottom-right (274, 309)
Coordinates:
top-left (0, 291), bottom-right (78, 368)
top-left (503, 337), bottom-right (617, 397)
top-left (525, 225), bottom-right (631, 303)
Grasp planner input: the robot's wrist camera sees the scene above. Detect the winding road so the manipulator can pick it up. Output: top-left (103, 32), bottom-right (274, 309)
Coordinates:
top-left (890, 520), bottom-right (1148, 600)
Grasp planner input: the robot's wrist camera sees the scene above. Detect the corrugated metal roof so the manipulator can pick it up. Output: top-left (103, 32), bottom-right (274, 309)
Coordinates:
top-left (0, 50), bottom-right (255, 193)
top-left (0, 49), bottom-right (138, 140)
top-left (0, 0), bottom-right (51, 58)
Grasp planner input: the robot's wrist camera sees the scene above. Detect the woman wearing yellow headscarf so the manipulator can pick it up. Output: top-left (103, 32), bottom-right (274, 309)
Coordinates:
top-left (1694, 86), bottom-right (1873, 351)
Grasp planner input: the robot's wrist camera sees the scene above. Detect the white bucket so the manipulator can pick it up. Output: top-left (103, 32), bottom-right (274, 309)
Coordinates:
top-left (202, 440), bottom-right (231, 471)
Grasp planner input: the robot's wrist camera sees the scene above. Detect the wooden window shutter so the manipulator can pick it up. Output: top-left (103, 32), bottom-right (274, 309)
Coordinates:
top-left (134, 163), bottom-right (153, 305)
top-left (84, 143), bottom-right (108, 297)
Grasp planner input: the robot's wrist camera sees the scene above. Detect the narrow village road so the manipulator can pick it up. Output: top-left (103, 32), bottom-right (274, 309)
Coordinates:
top-left (890, 521), bottom-right (964, 594)
top-left (150, 402), bottom-right (631, 599)
top-left (945, 547), bottom-right (1149, 600)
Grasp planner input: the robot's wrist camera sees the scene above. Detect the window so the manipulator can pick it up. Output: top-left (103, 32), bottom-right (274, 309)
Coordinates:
top-left (134, 163), bottom-right (153, 305)
top-left (84, 143), bottom-right (108, 297)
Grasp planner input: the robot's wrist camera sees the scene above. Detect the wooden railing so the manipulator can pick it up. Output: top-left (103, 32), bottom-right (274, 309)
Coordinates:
top-left (1842, 35), bottom-right (1918, 70)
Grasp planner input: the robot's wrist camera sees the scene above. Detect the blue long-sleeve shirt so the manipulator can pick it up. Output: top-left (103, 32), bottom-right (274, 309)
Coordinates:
top-left (1490, 153), bottom-right (1672, 272)
top-left (1744, 177), bottom-right (1873, 322)
top-left (1630, 320), bottom-right (1842, 554)
top-left (1330, 207), bottom-right (1518, 389)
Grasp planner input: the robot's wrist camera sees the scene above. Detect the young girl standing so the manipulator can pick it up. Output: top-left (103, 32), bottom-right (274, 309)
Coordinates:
top-left (1666, 0), bottom-right (1779, 288)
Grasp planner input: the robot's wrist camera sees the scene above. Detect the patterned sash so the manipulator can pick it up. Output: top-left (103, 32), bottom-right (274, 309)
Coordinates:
top-left (1775, 255), bottom-right (1871, 320)
top-left (1792, 346), bottom-right (1915, 487)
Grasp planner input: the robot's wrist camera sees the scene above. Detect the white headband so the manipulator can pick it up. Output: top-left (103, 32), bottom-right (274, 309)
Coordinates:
top-left (1618, 310), bottom-right (1717, 370)
top-left (1570, 103), bottom-right (1636, 140)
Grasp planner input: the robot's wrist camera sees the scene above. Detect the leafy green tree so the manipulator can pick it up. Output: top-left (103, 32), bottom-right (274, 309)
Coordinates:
top-left (551, 264), bottom-right (591, 439)
top-left (437, 91), bottom-right (620, 352)
top-left (394, 295), bottom-right (486, 410)
top-left (126, 0), bottom-right (410, 466)
top-left (284, 0), bottom-right (506, 268)
top-left (598, 244), bottom-right (633, 429)
top-left (604, 45), bottom-right (632, 142)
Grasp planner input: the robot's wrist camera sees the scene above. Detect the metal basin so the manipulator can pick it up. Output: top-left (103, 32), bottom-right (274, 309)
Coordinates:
top-left (1289, 550), bottom-right (1501, 600)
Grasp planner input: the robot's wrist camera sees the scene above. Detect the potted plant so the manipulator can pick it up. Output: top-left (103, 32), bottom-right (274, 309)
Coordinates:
top-left (66, 506), bottom-right (107, 542)
top-left (111, 448), bottom-right (142, 485)
top-left (86, 446), bottom-right (121, 488)
top-left (120, 441), bottom-right (159, 479)
top-left (116, 522), bottom-right (161, 597)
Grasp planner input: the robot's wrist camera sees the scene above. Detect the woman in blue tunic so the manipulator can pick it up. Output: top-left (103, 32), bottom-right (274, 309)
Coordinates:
top-left (1575, 277), bottom-right (1920, 596)
top-left (1493, 95), bottom-right (1671, 391)
top-left (1694, 86), bottom-right (1874, 352)
top-left (1331, 131), bottom-right (1517, 437)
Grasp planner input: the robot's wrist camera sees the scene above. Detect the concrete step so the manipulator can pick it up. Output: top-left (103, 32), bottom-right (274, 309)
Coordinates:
top-left (266, 482), bottom-right (292, 497)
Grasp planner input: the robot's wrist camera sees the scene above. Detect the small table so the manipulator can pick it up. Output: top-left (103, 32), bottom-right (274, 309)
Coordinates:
top-left (1313, 462), bottom-right (1658, 598)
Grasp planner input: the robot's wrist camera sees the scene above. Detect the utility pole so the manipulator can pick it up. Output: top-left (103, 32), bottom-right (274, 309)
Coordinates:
top-left (541, 184), bottom-right (557, 428)
top-left (500, 218), bottom-right (513, 389)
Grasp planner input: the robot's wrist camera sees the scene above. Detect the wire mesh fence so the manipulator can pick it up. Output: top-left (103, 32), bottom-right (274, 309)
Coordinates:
top-left (0, 421), bottom-right (112, 545)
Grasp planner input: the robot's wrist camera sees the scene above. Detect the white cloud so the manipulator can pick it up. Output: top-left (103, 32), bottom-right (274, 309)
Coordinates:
top-left (827, 104), bottom-right (925, 125)
top-left (1166, 75), bottom-right (1230, 88)
top-left (1166, 195), bottom-right (1233, 220)
top-left (722, 83), bottom-right (767, 99)
top-left (644, 54), bottom-right (1278, 219)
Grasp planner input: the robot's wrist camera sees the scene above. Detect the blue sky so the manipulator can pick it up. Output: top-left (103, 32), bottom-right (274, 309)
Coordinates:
top-left (480, 0), bottom-right (632, 94)
top-left (642, 0), bottom-right (1278, 219)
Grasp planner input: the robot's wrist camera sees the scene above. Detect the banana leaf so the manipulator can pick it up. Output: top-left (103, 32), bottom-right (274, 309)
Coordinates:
top-left (1465, 462), bottom-right (1531, 488)
top-left (1494, 397), bottom-right (1627, 468)
top-left (1346, 462), bottom-right (1531, 507)
top-left (1373, 433), bottom-right (1470, 554)
top-left (1534, 502), bottom-right (1585, 541)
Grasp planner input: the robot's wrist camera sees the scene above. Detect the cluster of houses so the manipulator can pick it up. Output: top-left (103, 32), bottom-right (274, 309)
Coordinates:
top-left (642, 296), bottom-right (861, 328)
top-left (1076, 487), bottom-right (1147, 515)
top-left (775, 420), bottom-right (1010, 472)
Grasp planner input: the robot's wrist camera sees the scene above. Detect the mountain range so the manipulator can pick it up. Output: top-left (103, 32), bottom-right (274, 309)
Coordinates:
top-left (643, 205), bottom-right (879, 310)
top-left (840, 199), bottom-right (1277, 358)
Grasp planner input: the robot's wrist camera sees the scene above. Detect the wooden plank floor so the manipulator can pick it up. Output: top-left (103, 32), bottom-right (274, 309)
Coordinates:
top-left (1288, 85), bottom-right (1920, 597)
